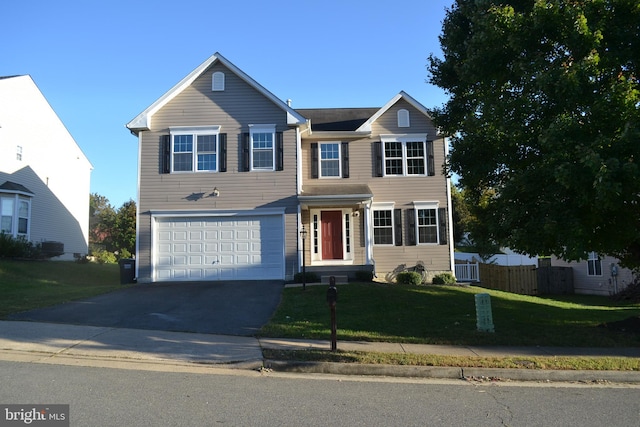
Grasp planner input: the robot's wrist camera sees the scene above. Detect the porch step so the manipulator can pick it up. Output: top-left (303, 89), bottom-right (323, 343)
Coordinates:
top-left (321, 275), bottom-right (349, 285)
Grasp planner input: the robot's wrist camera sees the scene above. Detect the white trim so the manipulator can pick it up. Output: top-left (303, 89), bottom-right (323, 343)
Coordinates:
top-left (371, 202), bottom-right (396, 246)
top-left (356, 91), bottom-right (432, 133)
top-left (318, 141), bottom-right (342, 179)
top-left (212, 71), bottom-right (225, 91)
top-left (380, 135), bottom-right (428, 177)
top-left (249, 124), bottom-right (276, 171)
top-left (150, 208), bottom-right (286, 217)
top-left (413, 201), bottom-right (440, 245)
top-left (309, 208), bottom-right (355, 265)
top-left (126, 52), bottom-right (306, 132)
top-left (170, 126), bottom-right (221, 173)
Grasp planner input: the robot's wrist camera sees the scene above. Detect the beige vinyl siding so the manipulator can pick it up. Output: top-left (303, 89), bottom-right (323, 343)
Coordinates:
top-left (551, 255), bottom-right (635, 296)
top-left (137, 62), bottom-right (298, 282)
top-left (300, 100), bottom-right (452, 279)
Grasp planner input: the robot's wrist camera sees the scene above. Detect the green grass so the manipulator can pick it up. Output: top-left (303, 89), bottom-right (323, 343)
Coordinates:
top-left (0, 259), bottom-right (123, 318)
top-left (263, 349), bottom-right (640, 371)
top-left (260, 283), bottom-right (640, 348)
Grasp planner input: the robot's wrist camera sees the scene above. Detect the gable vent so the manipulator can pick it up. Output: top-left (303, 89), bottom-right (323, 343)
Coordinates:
top-left (212, 71), bottom-right (225, 91)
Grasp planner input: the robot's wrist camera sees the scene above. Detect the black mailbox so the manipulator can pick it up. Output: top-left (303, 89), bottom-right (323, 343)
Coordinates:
top-left (327, 276), bottom-right (338, 305)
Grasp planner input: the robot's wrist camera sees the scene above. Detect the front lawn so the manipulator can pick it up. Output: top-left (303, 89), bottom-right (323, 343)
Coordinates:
top-left (0, 259), bottom-right (123, 318)
top-left (260, 283), bottom-right (640, 348)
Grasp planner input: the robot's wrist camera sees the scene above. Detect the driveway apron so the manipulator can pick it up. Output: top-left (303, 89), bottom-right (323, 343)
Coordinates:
top-left (9, 281), bottom-right (284, 336)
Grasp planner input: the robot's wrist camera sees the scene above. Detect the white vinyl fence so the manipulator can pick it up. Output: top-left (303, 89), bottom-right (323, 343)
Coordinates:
top-left (455, 262), bottom-right (480, 282)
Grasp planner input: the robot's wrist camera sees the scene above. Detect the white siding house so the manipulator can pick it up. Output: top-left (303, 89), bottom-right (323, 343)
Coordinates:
top-left (0, 75), bottom-right (92, 259)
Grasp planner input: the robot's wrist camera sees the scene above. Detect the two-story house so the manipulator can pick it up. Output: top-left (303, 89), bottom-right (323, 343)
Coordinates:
top-left (0, 75), bottom-right (92, 260)
top-left (127, 53), bottom-right (453, 283)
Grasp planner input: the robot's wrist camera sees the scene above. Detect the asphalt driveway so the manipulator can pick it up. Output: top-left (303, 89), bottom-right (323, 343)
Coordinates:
top-left (8, 281), bottom-right (284, 336)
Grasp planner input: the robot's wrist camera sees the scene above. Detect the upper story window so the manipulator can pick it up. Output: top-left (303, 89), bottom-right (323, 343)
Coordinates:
top-left (170, 126), bottom-right (220, 173)
top-left (382, 134), bottom-right (427, 176)
top-left (397, 109), bottom-right (410, 127)
top-left (250, 125), bottom-right (275, 171)
top-left (587, 251), bottom-right (602, 276)
top-left (0, 195), bottom-right (31, 238)
top-left (212, 72), bottom-right (225, 91)
top-left (320, 142), bottom-right (341, 178)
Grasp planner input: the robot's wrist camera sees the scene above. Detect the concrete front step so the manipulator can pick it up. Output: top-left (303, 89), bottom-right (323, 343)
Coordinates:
top-left (321, 275), bottom-right (349, 285)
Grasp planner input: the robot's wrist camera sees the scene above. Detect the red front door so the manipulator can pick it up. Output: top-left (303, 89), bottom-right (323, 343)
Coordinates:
top-left (321, 211), bottom-right (343, 260)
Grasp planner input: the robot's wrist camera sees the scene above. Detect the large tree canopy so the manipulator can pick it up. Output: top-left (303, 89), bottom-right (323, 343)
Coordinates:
top-left (428, 0), bottom-right (640, 267)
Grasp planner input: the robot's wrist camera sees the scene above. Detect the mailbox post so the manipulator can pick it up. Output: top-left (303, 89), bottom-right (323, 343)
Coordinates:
top-left (326, 276), bottom-right (338, 351)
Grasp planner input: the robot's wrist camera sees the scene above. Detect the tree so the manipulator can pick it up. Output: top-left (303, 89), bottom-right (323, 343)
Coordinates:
top-left (89, 194), bottom-right (136, 257)
top-left (89, 193), bottom-right (115, 251)
top-left (112, 200), bottom-right (136, 256)
top-left (428, 0), bottom-right (640, 267)
top-left (450, 183), bottom-right (472, 244)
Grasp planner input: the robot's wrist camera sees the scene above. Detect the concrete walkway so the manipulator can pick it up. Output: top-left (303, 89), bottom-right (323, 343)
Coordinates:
top-left (1, 321), bottom-right (639, 383)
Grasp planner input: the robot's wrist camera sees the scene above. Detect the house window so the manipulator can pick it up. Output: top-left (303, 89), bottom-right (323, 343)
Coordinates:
top-left (417, 208), bottom-right (438, 244)
top-left (320, 143), bottom-right (341, 177)
top-left (170, 126), bottom-right (220, 173)
top-left (397, 109), bottom-right (410, 127)
top-left (212, 72), bottom-right (225, 91)
top-left (250, 125), bottom-right (275, 171)
top-left (587, 252), bottom-right (602, 276)
top-left (382, 135), bottom-right (427, 176)
top-left (345, 213), bottom-right (351, 253)
top-left (373, 209), bottom-right (394, 245)
top-left (0, 195), bottom-right (30, 238)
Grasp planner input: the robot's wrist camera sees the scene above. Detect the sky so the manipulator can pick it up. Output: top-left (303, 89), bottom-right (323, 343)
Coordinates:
top-left (2, 0), bottom-right (453, 208)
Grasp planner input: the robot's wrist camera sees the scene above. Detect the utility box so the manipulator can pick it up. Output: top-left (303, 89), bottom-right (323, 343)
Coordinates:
top-left (475, 293), bottom-right (495, 333)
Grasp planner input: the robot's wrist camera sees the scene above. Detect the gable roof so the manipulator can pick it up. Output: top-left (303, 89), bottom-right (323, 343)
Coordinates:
top-left (0, 181), bottom-right (34, 195)
top-left (355, 91), bottom-right (432, 133)
top-left (295, 108), bottom-right (379, 132)
top-left (126, 53), bottom-right (307, 134)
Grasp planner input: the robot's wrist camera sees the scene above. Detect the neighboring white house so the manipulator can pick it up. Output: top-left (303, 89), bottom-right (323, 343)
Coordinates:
top-left (0, 75), bottom-right (92, 259)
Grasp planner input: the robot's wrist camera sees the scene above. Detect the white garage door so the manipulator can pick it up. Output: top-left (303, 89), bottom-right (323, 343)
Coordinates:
top-left (154, 214), bottom-right (284, 281)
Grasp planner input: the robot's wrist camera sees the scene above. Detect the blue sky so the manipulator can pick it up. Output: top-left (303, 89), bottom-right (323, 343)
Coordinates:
top-left (3, 0), bottom-right (453, 208)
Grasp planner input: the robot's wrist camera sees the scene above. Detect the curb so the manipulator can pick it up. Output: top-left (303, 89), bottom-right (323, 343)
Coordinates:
top-left (264, 360), bottom-right (640, 383)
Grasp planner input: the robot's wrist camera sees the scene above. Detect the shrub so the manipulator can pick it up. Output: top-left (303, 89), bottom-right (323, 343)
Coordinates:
top-left (92, 249), bottom-right (117, 264)
top-left (0, 233), bottom-right (41, 259)
top-left (355, 270), bottom-right (374, 282)
top-left (396, 271), bottom-right (423, 285)
top-left (117, 248), bottom-right (132, 260)
top-left (293, 271), bottom-right (320, 283)
top-left (432, 272), bottom-right (457, 285)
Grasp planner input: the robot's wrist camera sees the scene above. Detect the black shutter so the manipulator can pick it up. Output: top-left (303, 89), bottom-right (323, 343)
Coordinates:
top-left (276, 132), bottom-right (284, 171)
top-left (341, 142), bottom-right (349, 178)
top-left (161, 135), bottom-right (171, 174)
top-left (407, 209), bottom-right (416, 246)
top-left (427, 140), bottom-right (435, 176)
top-left (219, 133), bottom-right (227, 172)
top-left (438, 207), bottom-right (448, 245)
top-left (374, 141), bottom-right (383, 177)
top-left (394, 209), bottom-right (402, 246)
top-left (242, 133), bottom-right (250, 171)
top-left (311, 143), bottom-right (318, 179)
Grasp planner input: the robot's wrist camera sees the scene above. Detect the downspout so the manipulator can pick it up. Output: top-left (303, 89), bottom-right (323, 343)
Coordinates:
top-left (444, 136), bottom-right (455, 273)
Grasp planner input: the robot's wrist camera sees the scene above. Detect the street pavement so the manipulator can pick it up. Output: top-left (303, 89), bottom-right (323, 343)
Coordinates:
top-left (1, 320), bottom-right (640, 383)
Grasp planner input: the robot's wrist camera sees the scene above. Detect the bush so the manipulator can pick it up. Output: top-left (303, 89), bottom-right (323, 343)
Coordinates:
top-left (396, 271), bottom-right (424, 285)
top-left (432, 272), bottom-right (457, 285)
top-left (293, 271), bottom-right (320, 283)
top-left (117, 248), bottom-right (132, 260)
top-left (355, 270), bottom-right (374, 282)
top-left (92, 250), bottom-right (117, 264)
top-left (0, 233), bottom-right (41, 259)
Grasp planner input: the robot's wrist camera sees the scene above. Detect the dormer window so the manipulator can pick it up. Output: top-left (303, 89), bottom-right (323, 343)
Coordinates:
top-left (212, 72), bottom-right (225, 91)
top-left (397, 109), bottom-right (410, 127)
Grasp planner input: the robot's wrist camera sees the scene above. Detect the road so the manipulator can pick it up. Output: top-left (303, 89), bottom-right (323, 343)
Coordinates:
top-left (1, 361), bottom-right (639, 426)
